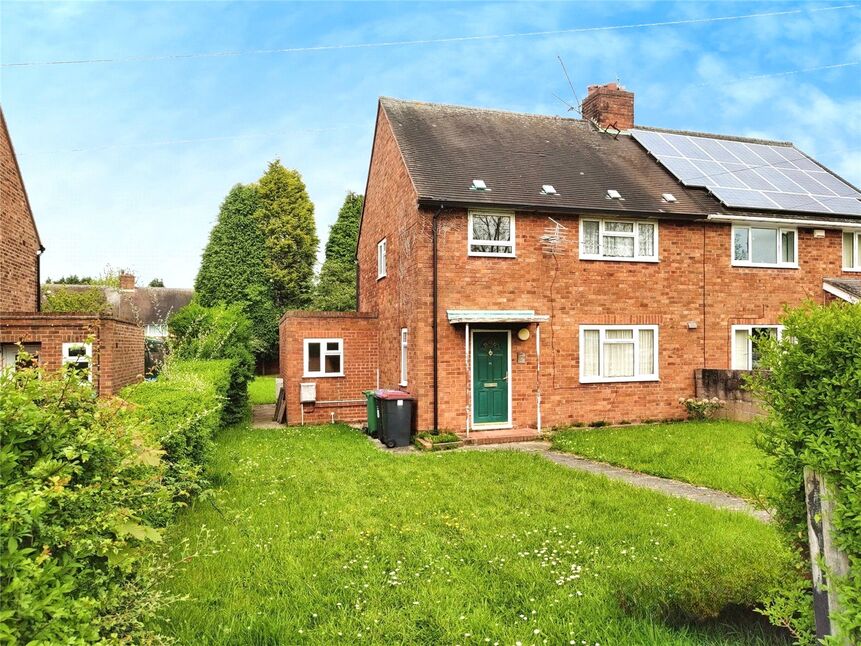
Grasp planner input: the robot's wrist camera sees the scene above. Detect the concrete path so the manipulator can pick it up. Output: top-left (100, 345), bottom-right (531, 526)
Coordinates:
top-left (462, 440), bottom-right (770, 522)
top-left (251, 404), bottom-right (282, 429)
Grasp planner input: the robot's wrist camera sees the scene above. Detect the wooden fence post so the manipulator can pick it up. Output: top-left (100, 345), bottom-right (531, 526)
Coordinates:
top-left (804, 467), bottom-right (850, 644)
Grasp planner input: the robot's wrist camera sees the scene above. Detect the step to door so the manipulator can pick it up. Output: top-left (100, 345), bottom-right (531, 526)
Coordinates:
top-left (458, 429), bottom-right (542, 445)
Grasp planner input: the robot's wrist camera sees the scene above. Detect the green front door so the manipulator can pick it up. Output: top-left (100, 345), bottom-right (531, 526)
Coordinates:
top-left (473, 331), bottom-right (509, 425)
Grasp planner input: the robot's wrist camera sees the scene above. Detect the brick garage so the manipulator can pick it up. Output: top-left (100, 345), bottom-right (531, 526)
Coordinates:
top-left (280, 311), bottom-right (378, 424)
top-left (1, 313), bottom-right (144, 396)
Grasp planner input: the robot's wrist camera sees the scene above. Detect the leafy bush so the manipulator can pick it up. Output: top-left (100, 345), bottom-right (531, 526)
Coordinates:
top-left (168, 301), bottom-right (255, 424)
top-left (749, 301), bottom-right (861, 644)
top-left (0, 360), bottom-right (170, 643)
top-left (122, 359), bottom-right (232, 501)
top-left (41, 285), bottom-right (109, 313)
top-left (678, 396), bottom-right (725, 420)
top-left (417, 431), bottom-right (461, 444)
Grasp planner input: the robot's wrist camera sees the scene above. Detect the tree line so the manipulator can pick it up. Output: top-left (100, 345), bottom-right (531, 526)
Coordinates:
top-left (194, 160), bottom-right (362, 361)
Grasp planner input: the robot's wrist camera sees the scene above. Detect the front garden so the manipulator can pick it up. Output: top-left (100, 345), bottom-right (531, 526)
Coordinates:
top-left (551, 420), bottom-right (774, 499)
top-left (155, 423), bottom-right (793, 645)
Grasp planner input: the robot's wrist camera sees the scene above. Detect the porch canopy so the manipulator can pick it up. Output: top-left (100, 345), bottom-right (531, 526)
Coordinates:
top-left (446, 309), bottom-right (549, 325)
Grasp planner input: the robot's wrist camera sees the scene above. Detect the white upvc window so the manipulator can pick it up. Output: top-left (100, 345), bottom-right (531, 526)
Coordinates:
top-left (732, 225), bottom-right (797, 268)
top-left (468, 211), bottom-right (515, 257)
top-left (303, 338), bottom-right (344, 377)
top-left (62, 342), bottom-right (93, 382)
top-left (579, 218), bottom-right (658, 262)
top-left (731, 325), bottom-right (783, 370)
top-left (843, 231), bottom-right (861, 271)
top-left (579, 325), bottom-right (659, 383)
top-left (377, 239), bottom-right (387, 279)
top-left (400, 328), bottom-right (408, 386)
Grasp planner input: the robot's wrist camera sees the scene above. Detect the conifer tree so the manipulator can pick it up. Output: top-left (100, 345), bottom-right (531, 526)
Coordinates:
top-left (194, 183), bottom-right (280, 358)
top-left (314, 192), bottom-right (363, 310)
top-left (254, 161), bottom-right (319, 309)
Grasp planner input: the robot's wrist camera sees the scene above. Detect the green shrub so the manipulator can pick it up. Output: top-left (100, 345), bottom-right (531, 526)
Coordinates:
top-left (678, 396), bottom-right (725, 420)
top-left (122, 359), bottom-right (232, 500)
top-left (168, 301), bottom-right (255, 424)
top-left (749, 301), bottom-right (861, 644)
top-left (41, 285), bottom-right (109, 313)
top-left (0, 361), bottom-right (170, 643)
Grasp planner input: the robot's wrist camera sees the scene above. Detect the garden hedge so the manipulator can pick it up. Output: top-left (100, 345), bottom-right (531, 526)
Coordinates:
top-left (750, 301), bottom-right (861, 644)
top-left (1, 355), bottom-right (239, 643)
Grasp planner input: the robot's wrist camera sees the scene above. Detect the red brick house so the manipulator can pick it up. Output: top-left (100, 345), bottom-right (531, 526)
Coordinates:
top-left (1, 107), bottom-right (144, 395)
top-left (280, 83), bottom-right (861, 434)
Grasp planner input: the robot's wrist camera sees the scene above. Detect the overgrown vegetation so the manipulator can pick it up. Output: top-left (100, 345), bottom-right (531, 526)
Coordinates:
top-left (749, 302), bottom-right (861, 644)
top-left (313, 191), bottom-right (363, 310)
top-left (678, 396), bottom-right (726, 420)
top-left (158, 424), bottom-right (795, 645)
top-left (168, 301), bottom-right (255, 424)
top-left (41, 284), bottom-right (110, 313)
top-left (552, 420), bottom-right (774, 499)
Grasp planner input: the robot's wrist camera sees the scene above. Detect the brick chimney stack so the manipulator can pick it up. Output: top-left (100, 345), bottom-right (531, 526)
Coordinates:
top-left (581, 82), bottom-right (634, 131)
top-left (119, 272), bottom-right (135, 290)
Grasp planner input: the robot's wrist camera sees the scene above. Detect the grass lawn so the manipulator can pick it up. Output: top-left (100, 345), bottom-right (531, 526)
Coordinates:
top-left (551, 420), bottom-right (774, 500)
top-left (248, 375), bottom-right (277, 405)
top-left (155, 423), bottom-right (793, 645)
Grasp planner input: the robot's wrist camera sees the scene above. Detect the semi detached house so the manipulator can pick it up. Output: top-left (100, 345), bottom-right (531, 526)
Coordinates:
top-left (280, 83), bottom-right (861, 435)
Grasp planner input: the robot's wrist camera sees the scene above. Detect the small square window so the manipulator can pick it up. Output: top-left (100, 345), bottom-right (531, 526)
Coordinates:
top-left (304, 339), bottom-right (344, 377)
top-left (62, 342), bottom-right (93, 383)
top-left (468, 212), bottom-right (515, 257)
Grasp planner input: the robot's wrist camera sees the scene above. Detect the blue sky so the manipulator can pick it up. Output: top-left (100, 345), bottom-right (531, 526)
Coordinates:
top-left (2, 1), bottom-right (859, 287)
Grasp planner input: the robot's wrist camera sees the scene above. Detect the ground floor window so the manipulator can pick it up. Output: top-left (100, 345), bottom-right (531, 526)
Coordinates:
top-left (1, 343), bottom-right (41, 371)
top-left (303, 338), bottom-right (343, 377)
top-left (579, 325), bottom-right (659, 383)
top-left (62, 342), bottom-right (93, 382)
top-left (400, 328), bottom-right (408, 386)
top-left (731, 325), bottom-right (783, 370)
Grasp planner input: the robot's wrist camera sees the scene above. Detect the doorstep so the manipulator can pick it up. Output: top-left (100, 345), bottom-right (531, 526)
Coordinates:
top-left (457, 429), bottom-right (542, 446)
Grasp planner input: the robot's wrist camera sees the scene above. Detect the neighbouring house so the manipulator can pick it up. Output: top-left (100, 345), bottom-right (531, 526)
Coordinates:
top-left (43, 275), bottom-right (194, 373)
top-left (0, 107), bottom-right (145, 395)
top-left (281, 83), bottom-right (861, 432)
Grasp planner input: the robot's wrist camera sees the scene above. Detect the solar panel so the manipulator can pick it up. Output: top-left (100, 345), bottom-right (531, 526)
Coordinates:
top-left (631, 129), bottom-right (861, 216)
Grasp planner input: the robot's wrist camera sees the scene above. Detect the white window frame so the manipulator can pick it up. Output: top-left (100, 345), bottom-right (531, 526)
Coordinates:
top-left (468, 210), bottom-right (516, 258)
top-left (843, 230), bottom-right (861, 272)
top-left (578, 325), bottom-right (659, 384)
top-left (303, 338), bottom-right (344, 378)
top-left (399, 328), bottom-right (408, 387)
top-left (579, 217), bottom-right (659, 262)
top-left (62, 342), bottom-right (93, 383)
top-left (731, 224), bottom-right (798, 268)
top-left (731, 325), bottom-right (784, 370)
top-left (377, 239), bottom-right (387, 279)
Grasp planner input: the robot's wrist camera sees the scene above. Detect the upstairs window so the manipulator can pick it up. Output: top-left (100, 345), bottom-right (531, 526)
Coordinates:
top-left (732, 325), bottom-right (783, 370)
top-left (377, 239), bottom-right (387, 279)
top-left (843, 231), bottom-right (861, 271)
top-left (468, 211), bottom-right (515, 257)
top-left (304, 339), bottom-right (343, 377)
top-left (580, 325), bottom-right (659, 383)
top-left (580, 218), bottom-right (658, 262)
top-left (732, 225), bottom-right (797, 267)
top-left (62, 342), bottom-right (92, 382)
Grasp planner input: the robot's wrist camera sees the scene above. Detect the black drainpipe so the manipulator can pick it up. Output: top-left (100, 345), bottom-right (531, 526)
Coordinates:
top-left (432, 204), bottom-right (444, 432)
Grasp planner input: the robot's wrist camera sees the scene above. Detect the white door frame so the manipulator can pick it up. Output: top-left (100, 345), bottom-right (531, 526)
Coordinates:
top-left (470, 328), bottom-right (512, 430)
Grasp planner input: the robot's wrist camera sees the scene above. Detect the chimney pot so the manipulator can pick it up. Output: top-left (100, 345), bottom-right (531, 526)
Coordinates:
top-left (581, 81), bottom-right (634, 130)
top-left (119, 273), bottom-right (135, 290)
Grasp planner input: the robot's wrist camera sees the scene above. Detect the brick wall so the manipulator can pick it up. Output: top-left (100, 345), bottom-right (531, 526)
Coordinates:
top-left (0, 313), bottom-right (144, 395)
top-left (0, 110), bottom-right (41, 313)
top-left (280, 311), bottom-right (378, 424)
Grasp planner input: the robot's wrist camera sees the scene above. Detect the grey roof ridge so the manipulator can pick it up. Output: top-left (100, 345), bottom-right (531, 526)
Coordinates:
top-left (379, 96), bottom-right (584, 125)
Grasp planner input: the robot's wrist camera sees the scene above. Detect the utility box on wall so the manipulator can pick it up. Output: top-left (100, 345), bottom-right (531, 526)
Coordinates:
top-left (299, 382), bottom-right (316, 403)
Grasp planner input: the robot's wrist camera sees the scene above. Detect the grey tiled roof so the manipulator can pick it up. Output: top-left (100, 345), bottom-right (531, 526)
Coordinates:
top-left (379, 97), bottom-right (861, 224)
top-left (824, 278), bottom-right (861, 301)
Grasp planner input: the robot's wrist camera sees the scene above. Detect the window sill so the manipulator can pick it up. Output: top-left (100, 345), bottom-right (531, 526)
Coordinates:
top-left (579, 255), bottom-right (659, 263)
top-left (841, 267), bottom-right (861, 273)
top-left (731, 262), bottom-right (798, 269)
top-left (302, 373), bottom-right (345, 379)
top-left (579, 376), bottom-right (660, 384)
top-left (377, 274), bottom-right (386, 281)
top-left (468, 251), bottom-right (516, 258)
top-left (399, 382), bottom-right (408, 388)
